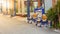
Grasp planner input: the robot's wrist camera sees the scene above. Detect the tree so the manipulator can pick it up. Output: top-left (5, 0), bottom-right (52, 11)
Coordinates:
top-left (57, 0), bottom-right (60, 23)
top-left (46, 0), bottom-right (60, 28)
top-left (55, 0), bottom-right (60, 28)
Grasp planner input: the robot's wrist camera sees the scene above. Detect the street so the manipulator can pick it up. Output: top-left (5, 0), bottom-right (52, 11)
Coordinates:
top-left (0, 15), bottom-right (60, 34)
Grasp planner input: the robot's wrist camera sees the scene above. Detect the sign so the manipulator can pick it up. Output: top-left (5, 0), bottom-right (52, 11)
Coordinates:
top-left (33, 2), bottom-right (38, 8)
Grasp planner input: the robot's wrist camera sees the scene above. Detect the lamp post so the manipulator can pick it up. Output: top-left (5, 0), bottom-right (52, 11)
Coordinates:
top-left (27, 0), bottom-right (30, 18)
top-left (43, 0), bottom-right (45, 13)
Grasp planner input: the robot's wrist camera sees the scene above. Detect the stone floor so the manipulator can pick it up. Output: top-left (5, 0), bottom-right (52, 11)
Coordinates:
top-left (0, 14), bottom-right (60, 34)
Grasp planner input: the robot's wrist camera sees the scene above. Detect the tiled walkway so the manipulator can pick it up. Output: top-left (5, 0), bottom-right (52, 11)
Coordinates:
top-left (0, 15), bottom-right (60, 34)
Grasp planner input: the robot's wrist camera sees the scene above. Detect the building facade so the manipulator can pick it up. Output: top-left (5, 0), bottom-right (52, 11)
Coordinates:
top-left (0, 0), bottom-right (42, 15)
top-left (14, 0), bottom-right (42, 15)
top-left (52, 0), bottom-right (57, 7)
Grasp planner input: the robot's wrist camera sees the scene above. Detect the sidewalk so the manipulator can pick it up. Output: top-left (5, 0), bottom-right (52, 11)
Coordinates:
top-left (12, 16), bottom-right (27, 21)
top-left (1, 14), bottom-right (27, 22)
top-left (54, 29), bottom-right (60, 33)
top-left (48, 28), bottom-right (60, 33)
top-left (0, 14), bottom-right (60, 33)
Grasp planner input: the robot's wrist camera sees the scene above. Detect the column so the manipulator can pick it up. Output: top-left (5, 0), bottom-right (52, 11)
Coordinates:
top-left (10, 0), bottom-right (14, 16)
top-left (2, 0), bottom-right (6, 15)
top-left (18, 0), bottom-right (20, 14)
top-left (21, 0), bottom-right (25, 15)
top-left (14, 0), bottom-right (16, 16)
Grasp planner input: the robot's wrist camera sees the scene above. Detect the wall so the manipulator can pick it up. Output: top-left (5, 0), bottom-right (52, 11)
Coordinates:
top-left (45, 0), bottom-right (52, 13)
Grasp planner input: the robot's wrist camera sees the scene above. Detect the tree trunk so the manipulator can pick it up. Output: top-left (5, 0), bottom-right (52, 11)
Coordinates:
top-left (59, 16), bottom-right (60, 22)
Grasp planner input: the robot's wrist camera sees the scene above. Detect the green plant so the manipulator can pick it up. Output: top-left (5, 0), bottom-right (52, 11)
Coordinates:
top-left (47, 7), bottom-right (59, 27)
top-left (46, 0), bottom-right (60, 29)
top-left (47, 8), bottom-right (57, 21)
top-left (56, 22), bottom-right (60, 28)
